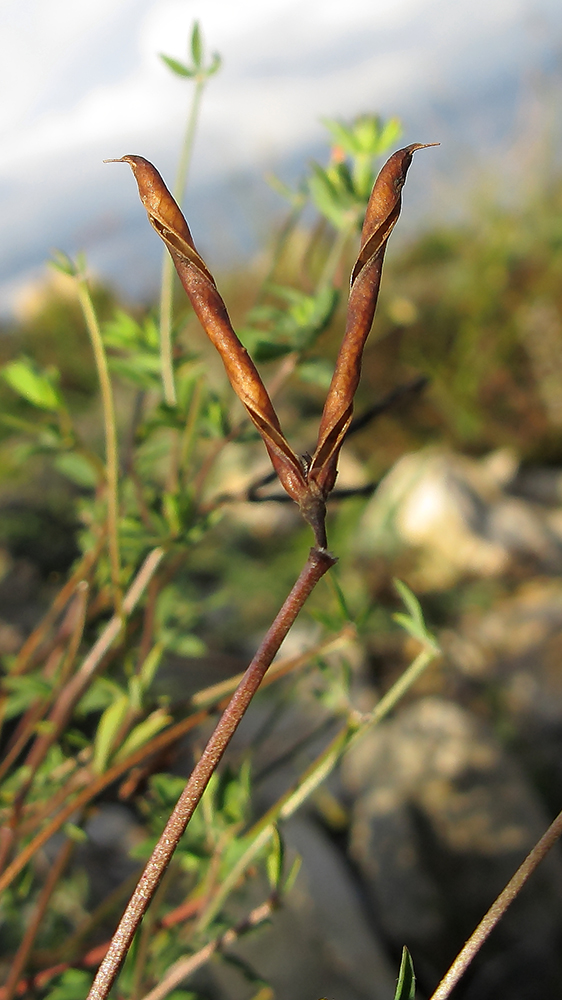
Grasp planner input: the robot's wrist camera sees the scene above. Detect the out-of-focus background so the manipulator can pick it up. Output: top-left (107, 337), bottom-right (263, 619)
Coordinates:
top-left (3, 3), bottom-right (562, 1000)
top-left (2, 0), bottom-right (562, 313)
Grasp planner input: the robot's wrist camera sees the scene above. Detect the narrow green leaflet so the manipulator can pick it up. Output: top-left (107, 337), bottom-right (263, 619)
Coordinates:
top-left (54, 452), bottom-right (99, 488)
top-left (159, 54), bottom-right (195, 78)
top-left (2, 673), bottom-right (53, 720)
top-left (266, 827), bottom-right (284, 891)
top-left (190, 21), bottom-right (202, 67)
top-left (394, 947), bottom-right (416, 1000)
top-left (393, 579), bottom-right (438, 650)
top-left (92, 692), bottom-right (129, 774)
top-left (113, 709), bottom-right (172, 763)
top-left (2, 359), bottom-right (63, 411)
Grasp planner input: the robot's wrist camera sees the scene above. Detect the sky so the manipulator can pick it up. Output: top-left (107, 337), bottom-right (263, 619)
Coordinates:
top-left (1, 0), bottom-right (561, 316)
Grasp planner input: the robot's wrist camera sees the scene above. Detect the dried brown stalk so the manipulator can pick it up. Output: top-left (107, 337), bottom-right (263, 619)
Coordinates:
top-left (2, 837), bottom-right (75, 1000)
top-left (429, 805), bottom-right (562, 1000)
top-left (86, 546), bottom-right (335, 1000)
top-left (139, 898), bottom-right (274, 1000)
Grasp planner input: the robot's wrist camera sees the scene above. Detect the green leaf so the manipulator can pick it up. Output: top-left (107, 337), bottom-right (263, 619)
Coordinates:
top-left (394, 947), bottom-right (416, 1000)
top-left (2, 359), bottom-right (62, 411)
top-left (221, 759), bottom-right (251, 825)
top-left (322, 117), bottom-right (362, 156)
top-left (44, 970), bottom-right (93, 1000)
top-left (63, 822), bottom-right (88, 843)
top-left (76, 677), bottom-right (122, 716)
top-left (160, 53), bottom-right (194, 78)
top-left (2, 674), bottom-right (52, 720)
top-left (54, 452), bottom-right (99, 488)
top-left (377, 117), bottom-right (403, 155)
top-left (393, 579), bottom-right (440, 650)
top-left (150, 772), bottom-right (187, 809)
top-left (139, 642), bottom-right (164, 693)
top-left (266, 826), bottom-right (284, 891)
top-left (190, 21), bottom-right (202, 68)
top-left (92, 693), bottom-right (129, 774)
top-left (207, 52), bottom-right (222, 76)
top-left (393, 579), bottom-right (424, 631)
top-left (114, 709), bottom-right (171, 763)
top-left (49, 249), bottom-right (78, 277)
top-left (393, 613), bottom-right (428, 646)
top-left (163, 491), bottom-right (182, 537)
top-left (283, 854), bottom-right (302, 895)
top-left (241, 286), bottom-right (338, 363)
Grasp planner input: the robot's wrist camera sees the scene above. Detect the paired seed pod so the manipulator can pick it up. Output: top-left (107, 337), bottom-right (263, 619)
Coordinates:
top-left (108, 142), bottom-right (436, 548)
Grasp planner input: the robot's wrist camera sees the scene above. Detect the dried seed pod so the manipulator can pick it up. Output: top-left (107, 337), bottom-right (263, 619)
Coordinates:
top-left (308, 143), bottom-right (438, 496)
top-left (109, 143), bottom-right (437, 551)
top-left (109, 155), bottom-right (307, 504)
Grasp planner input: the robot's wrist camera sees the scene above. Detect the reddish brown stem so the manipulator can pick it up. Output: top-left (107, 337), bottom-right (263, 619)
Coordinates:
top-left (15, 549), bottom-right (163, 798)
top-left (0, 622), bottom-right (344, 891)
top-left (10, 534), bottom-right (104, 677)
top-left (429, 805), bottom-right (562, 1000)
top-left (2, 836), bottom-right (74, 999)
top-left (86, 545), bottom-right (335, 1000)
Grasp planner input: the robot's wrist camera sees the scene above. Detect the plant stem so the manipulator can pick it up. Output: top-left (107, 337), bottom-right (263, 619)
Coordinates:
top-left (0, 548), bottom-right (164, 868)
top-left (0, 582), bottom-right (89, 784)
top-left (159, 77), bottom-right (206, 407)
top-left (139, 899), bottom-right (274, 1000)
top-left (429, 804), bottom-right (562, 1000)
top-left (197, 645), bottom-right (437, 930)
top-left (86, 546), bottom-right (335, 1000)
top-left (9, 534), bottom-right (104, 677)
top-left (0, 618), bottom-right (344, 892)
top-left (317, 220), bottom-right (355, 292)
top-left (76, 279), bottom-right (121, 612)
top-left (2, 836), bottom-right (74, 1000)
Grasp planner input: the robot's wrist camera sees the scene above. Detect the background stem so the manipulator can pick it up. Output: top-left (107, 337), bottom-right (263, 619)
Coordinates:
top-left (76, 279), bottom-right (122, 612)
top-left (159, 78), bottom-right (205, 407)
top-left (429, 805), bottom-right (562, 1000)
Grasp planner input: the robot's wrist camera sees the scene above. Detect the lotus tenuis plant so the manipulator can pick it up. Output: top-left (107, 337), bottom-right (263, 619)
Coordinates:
top-left (81, 142), bottom-right (438, 1000)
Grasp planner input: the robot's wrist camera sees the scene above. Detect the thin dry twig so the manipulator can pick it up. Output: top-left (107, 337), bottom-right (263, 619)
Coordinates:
top-left (140, 899), bottom-right (274, 1000)
top-left (9, 534), bottom-right (104, 677)
top-left (0, 582), bottom-right (89, 785)
top-left (0, 621), bottom-right (349, 892)
top-left (13, 549), bottom-right (164, 796)
top-left (429, 805), bottom-right (562, 1000)
top-left (2, 836), bottom-right (75, 1000)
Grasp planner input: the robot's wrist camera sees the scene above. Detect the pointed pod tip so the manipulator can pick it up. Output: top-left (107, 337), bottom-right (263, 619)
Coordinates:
top-left (103, 157), bottom-right (127, 164)
top-left (410, 142), bottom-right (440, 151)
